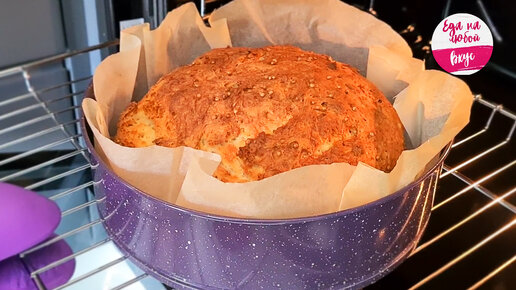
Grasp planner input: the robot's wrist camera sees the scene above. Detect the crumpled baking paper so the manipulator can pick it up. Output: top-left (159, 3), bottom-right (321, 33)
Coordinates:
top-left (82, 0), bottom-right (473, 219)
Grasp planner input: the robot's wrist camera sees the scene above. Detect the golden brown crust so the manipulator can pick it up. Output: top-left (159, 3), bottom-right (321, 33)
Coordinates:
top-left (115, 45), bottom-right (404, 182)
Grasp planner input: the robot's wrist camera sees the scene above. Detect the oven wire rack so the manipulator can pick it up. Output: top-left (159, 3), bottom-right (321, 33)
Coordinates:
top-left (0, 38), bottom-right (515, 290)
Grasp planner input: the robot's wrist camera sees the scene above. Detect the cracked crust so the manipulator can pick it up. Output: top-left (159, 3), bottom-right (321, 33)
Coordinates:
top-left (115, 45), bottom-right (404, 182)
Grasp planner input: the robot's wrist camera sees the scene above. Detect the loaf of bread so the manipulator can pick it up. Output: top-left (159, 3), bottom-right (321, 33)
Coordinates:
top-left (115, 45), bottom-right (404, 182)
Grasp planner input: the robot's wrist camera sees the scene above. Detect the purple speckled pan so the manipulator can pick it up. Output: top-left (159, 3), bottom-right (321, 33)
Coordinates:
top-left (82, 86), bottom-right (450, 289)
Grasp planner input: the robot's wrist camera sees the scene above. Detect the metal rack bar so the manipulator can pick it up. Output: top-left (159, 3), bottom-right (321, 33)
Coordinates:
top-left (467, 254), bottom-right (516, 290)
top-left (31, 238), bottom-right (112, 277)
top-left (440, 141), bottom-right (508, 178)
top-left (54, 256), bottom-right (129, 290)
top-left (31, 273), bottom-right (46, 290)
top-left (0, 40), bottom-right (118, 78)
top-left (0, 134), bottom-right (82, 167)
top-left (0, 149), bottom-right (85, 182)
top-left (44, 90), bottom-right (86, 104)
top-left (61, 199), bottom-right (98, 217)
top-left (476, 95), bottom-right (516, 120)
top-left (451, 97), bottom-right (505, 149)
top-left (22, 69), bottom-right (90, 163)
top-left (25, 163), bottom-right (90, 190)
top-left (0, 92), bottom-right (31, 107)
top-left (49, 181), bottom-right (93, 200)
top-left (506, 120), bottom-right (516, 141)
top-left (411, 187), bottom-right (516, 256)
top-left (0, 103), bottom-right (49, 121)
top-left (110, 273), bottom-right (149, 290)
top-left (37, 75), bottom-right (93, 94)
top-left (21, 218), bottom-right (103, 258)
top-left (0, 91), bottom-right (84, 121)
top-left (433, 161), bottom-right (516, 210)
top-left (0, 75), bottom-right (90, 108)
top-left (0, 105), bottom-right (81, 136)
top-left (0, 118), bottom-right (80, 150)
top-left (448, 168), bottom-right (516, 214)
top-left (451, 128), bottom-right (487, 148)
top-left (408, 96), bottom-right (516, 289)
top-left (409, 218), bottom-right (516, 289)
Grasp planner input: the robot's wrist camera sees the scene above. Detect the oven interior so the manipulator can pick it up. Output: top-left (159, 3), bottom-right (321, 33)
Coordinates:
top-left (0, 0), bottom-right (514, 289)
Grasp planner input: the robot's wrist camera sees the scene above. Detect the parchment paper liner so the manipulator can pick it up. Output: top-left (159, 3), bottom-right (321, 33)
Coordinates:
top-left (82, 0), bottom-right (473, 219)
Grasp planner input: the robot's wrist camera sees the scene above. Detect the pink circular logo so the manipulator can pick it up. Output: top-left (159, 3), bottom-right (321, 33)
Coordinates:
top-left (431, 13), bottom-right (493, 75)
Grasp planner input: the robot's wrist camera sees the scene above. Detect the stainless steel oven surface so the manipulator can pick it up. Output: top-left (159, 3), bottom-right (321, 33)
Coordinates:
top-left (0, 0), bottom-right (514, 289)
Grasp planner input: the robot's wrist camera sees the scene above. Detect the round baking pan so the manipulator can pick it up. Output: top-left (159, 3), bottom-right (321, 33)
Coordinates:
top-left (82, 85), bottom-right (451, 289)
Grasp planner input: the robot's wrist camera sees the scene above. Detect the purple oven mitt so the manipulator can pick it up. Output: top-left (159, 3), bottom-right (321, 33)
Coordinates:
top-left (0, 182), bottom-right (61, 261)
top-left (0, 235), bottom-right (75, 290)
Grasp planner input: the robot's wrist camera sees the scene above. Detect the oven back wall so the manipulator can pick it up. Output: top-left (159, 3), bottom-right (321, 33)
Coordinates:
top-left (0, 0), bottom-right (108, 263)
top-left (0, 0), bottom-right (72, 154)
